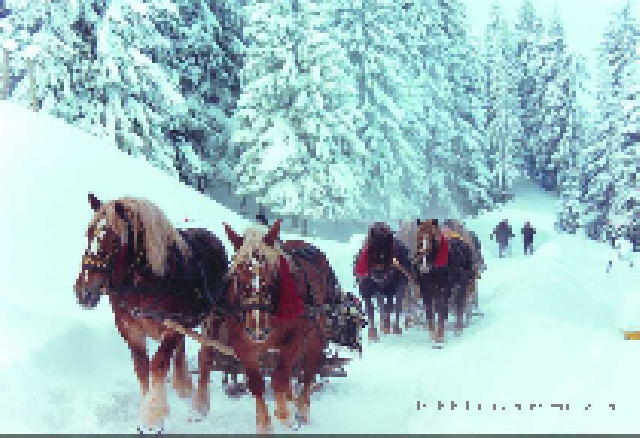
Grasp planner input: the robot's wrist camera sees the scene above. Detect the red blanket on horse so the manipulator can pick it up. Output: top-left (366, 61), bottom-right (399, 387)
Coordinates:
top-left (275, 255), bottom-right (304, 321)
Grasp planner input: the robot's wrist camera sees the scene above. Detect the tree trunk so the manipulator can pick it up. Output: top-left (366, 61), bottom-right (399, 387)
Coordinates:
top-left (2, 48), bottom-right (8, 100)
top-left (27, 57), bottom-right (37, 112)
top-left (302, 218), bottom-right (308, 236)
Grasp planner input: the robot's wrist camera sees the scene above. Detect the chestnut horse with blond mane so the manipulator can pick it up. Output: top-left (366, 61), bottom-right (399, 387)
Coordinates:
top-left (73, 193), bottom-right (228, 430)
top-left (195, 219), bottom-right (349, 433)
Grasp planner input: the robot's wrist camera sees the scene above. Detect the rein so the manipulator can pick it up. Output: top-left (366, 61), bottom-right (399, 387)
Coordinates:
top-left (392, 257), bottom-right (421, 299)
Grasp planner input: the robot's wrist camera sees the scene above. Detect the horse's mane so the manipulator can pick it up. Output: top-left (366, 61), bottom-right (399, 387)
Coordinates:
top-left (231, 226), bottom-right (282, 279)
top-left (88, 197), bottom-right (191, 277)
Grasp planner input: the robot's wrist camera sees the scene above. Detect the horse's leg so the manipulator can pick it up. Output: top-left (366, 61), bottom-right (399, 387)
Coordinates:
top-left (238, 352), bottom-right (271, 434)
top-left (378, 293), bottom-right (390, 335)
top-left (172, 336), bottom-right (192, 399)
top-left (454, 284), bottom-right (464, 335)
top-left (272, 341), bottom-right (301, 426)
top-left (393, 279), bottom-right (406, 334)
top-left (361, 281), bottom-right (378, 341)
top-left (114, 315), bottom-right (150, 397)
top-left (464, 278), bottom-right (477, 327)
top-left (421, 286), bottom-right (436, 341)
top-left (194, 314), bottom-right (222, 415)
top-left (296, 332), bottom-right (325, 424)
top-left (436, 286), bottom-right (450, 343)
top-left (143, 331), bottom-right (181, 428)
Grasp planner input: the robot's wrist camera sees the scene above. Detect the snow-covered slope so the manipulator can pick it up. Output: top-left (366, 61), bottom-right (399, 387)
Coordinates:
top-left (0, 101), bottom-right (638, 433)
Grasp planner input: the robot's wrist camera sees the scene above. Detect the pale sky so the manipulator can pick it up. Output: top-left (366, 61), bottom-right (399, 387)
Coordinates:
top-left (462, 0), bottom-right (636, 70)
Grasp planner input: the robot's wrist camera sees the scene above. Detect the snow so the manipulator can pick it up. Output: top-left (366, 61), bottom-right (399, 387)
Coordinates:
top-left (0, 100), bottom-right (638, 433)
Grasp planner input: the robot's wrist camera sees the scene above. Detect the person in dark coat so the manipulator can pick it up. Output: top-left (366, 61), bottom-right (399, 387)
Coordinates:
top-left (521, 221), bottom-right (536, 255)
top-left (490, 219), bottom-right (514, 258)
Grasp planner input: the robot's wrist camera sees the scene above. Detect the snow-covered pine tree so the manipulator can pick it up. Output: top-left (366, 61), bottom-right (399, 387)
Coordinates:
top-left (346, 0), bottom-right (417, 223)
top-left (230, 0), bottom-right (367, 230)
top-left (537, 6), bottom-right (589, 194)
top-left (2, 0), bottom-right (243, 193)
top-left (513, 0), bottom-right (545, 180)
top-left (581, 0), bottom-right (639, 243)
top-left (158, 0), bottom-right (246, 193)
top-left (555, 54), bottom-right (592, 234)
top-left (439, 0), bottom-right (494, 216)
top-left (392, 0), bottom-right (493, 219)
top-left (483, 1), bottom-right (521, 203)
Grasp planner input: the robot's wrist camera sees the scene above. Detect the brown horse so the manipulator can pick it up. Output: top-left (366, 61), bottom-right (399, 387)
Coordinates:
top-left (354, 222), bottom-right (414, 340)
top-left (414, 219), bottom-right (476, 345)
top-left (73, 193), bottom-right (228, 429)
top-left (195, 219), bottom-right (340, 433)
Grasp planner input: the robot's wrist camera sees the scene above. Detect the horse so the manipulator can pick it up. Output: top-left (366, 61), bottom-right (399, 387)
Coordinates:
top-left (73, 193), bottom-right (229, 429)
top-left (441, 219), bottom-right (484, 325)
top-left (195, 219), bottom-right (348, 434)
top-left (354, 222), bottom-right (414, 341)
top-left (414, 219), bottom-right (476, 346)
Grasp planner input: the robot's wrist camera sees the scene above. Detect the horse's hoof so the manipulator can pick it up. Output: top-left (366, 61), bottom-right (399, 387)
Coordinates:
top-left (256, 423), bottom-right (273, 435)
top-left (393, 325), bottom-right (402, 335)
top-left (368, 328), bottom-right (378, 341)
top-left (224, 382), bottom-right (247, 398)
top-left (141, 405), bottom-right (168, 430)
top-left (295, 409), bottom-right (309, 425)
top-left (137, 425), bottom-right (164, 434)
top-left (192, 395), bottom-right (210, 417)
top-left (174, 383), bottom-right (193, 400)
top-left (275, 409), bottom-right (292, 426)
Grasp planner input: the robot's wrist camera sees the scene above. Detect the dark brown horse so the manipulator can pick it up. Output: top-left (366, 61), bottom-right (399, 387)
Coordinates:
top-left (354, 222), bottom-right (413, 340)
top-left (73, 193), bottom-right (228, 429)
top-left (195, 219), bottom-right (343, 434)
top-left (414, 219), bottom-right (476, 346)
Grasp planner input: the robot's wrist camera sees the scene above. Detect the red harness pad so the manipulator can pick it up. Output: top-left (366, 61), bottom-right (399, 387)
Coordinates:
top-left (354, 245), bottom-right (369, 277)
top-left (275, 255), bottom-right (304, 321)
top-left (434, 234), bottom-right (449, 268)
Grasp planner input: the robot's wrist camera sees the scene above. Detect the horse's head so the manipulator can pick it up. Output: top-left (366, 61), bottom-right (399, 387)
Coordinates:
top-left (367, 222), bottom-right (394, 282)
top-left (74, 193), bottom-right (142, 309)
top-left (415, 218), bottom-right (440, 274)
top-left (224, 219), bottom-right (282, 343)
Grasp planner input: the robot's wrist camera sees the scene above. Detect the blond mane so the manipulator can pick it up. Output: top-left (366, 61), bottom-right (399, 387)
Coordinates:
top-left (88, 197), bottom-right (191, 277)
top-left (231, 226), bottom-right (283, 278)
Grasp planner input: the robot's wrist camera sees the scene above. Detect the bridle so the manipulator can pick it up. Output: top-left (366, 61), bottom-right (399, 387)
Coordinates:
top-left (226, 255), bottom-right (276, 322)
top-left (81, 215), bottom-right (146, 283)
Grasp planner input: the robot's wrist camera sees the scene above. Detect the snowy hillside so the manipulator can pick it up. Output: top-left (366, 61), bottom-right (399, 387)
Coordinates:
top-left (0, 101), bottom-right (638, 433)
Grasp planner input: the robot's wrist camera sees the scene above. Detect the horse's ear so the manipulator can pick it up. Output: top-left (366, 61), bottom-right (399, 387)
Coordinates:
top-left (223, 222), bottom-right (244, 251)
top-left (263, 219), bottom-right (282, 247)
top-left (114, 201), bottom-right (128, 221)
top-left (416, 219), bottom-right (421, 225)
top-left (88, 193), bottom-right (102, 211)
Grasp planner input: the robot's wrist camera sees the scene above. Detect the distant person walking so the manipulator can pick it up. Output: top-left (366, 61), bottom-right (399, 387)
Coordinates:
top-left (490, 219), bottom-right (514, 258)
top-left (521, 221), bottom-right (536, 255)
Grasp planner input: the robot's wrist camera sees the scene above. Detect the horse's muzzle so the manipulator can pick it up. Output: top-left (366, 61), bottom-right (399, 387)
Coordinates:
top-left (245, 327), bottom-right (271, 343)
top-left (75, 284), bottom-right (102, 309)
